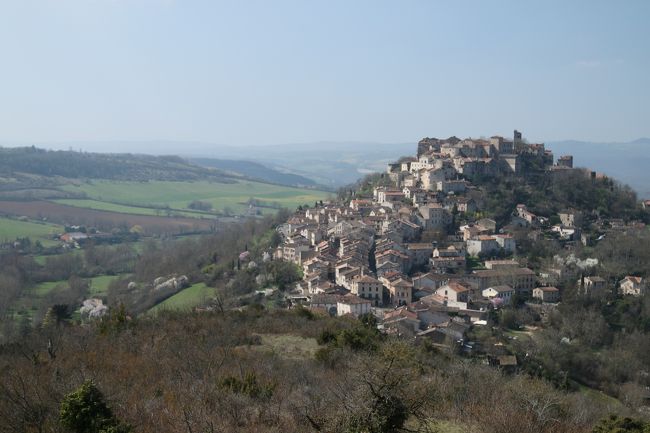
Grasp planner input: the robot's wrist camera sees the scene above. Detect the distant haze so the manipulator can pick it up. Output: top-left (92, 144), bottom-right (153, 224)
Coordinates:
top-left (2, 138), bottom-right (648, 198)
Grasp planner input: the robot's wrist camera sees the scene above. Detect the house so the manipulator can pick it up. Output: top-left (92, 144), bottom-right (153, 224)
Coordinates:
top-left (533, 286), bottom-right (560, 303)
top-left (559, 210), bottom-right (582, 228)
top-left (455, 197), bottom-right (478, 214)
top-left (436, 180), bottom-right (467, 194)
top-left (619, 276), bottom-right (645, 296)
top-left (375, 188), bottom-right (406, 205)
top-left (430, 255), bottom-right (466, 273)
top-left (557, 155), bottom-right (573, 168)
top-left (382, 307), bottom-right (421, 333)
top-left (482, 285), bottom-right (515, 305)
top-left (416, 320), bottom-right (469, 348)
top-left (494, 234), bottom-right (516, 254)
top-left (412, 273), bottom-right (450, 291)
top-left (394, 219), bottom-right (421, 241)
top-left (386, 279), bottom-right (413, 306)
top-left (406, 243), bottom-right (434, 267)
top-left (350, 275), bottom-right (383, 306)
top-left (375, 249), bottom-right (411, 274)
top-left (433, 245), bottom-right (465, 258)
top-left (60, 232), bottom-right (89, 243)
top-left (459, 224), bottom-right (491, 241)
top-left (515, 204), bottom-right (539, 225)
top-left (278, 238), bottom-right (311, 264)
top-left (484, 260), bottom-right (519, 270)
top-left (421, 167), bottom-right (456, 190)
top-left (308, 294), bottom-right (341, 316)
top-left (578, 276), bottom-right (607, 295)
top-left (376, 260), bottom-right (401, 277)
top-left (469, 268), bottom-right (536, 296)
top-left (434, 281), bottom-right (472, 308)
top-left (417, 204), bottom-right (451, 230)
top-left (337, 295), bottom-right (372, 317)
top-left (466, 236), bottom-right (500, 257)
top-left (476, 218), bottom-right (497, 233)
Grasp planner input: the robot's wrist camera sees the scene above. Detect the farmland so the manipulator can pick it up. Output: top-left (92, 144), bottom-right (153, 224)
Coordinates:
top-left (29, 274), bottom-right (121, 298)
top-left (60, 179), bottom-right (331, 215)
top-left (0, 177), bottom-right (330, 242)
top-left (0, 163), bottom-right (327, 335)
top-left (148, 283), bottom-right (216, 313)
top-left (0, 216), bottom-right (62, 246)
top-left (0, 200), bottom-right (220, 235)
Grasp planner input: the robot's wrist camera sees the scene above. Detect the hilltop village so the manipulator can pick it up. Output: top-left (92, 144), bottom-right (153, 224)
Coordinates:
top-left (275, 130), bottom-right (648, 348)
top-left (2, 132), bottom-right (650, 433)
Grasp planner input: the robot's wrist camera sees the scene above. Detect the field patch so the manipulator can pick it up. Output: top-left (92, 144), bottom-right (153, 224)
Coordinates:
top-left (0, 216), bottom-right (62, 246)
top-left (0, 201), bottom-right (219, 235)
top-left (61, 180), bottom-right (330, 215)
top-left (28, 274), bottom-right (124, 298)
top-left (149, 283), bottom-right (216, 313)
top-left (52, 199), bottom-right (209, 218)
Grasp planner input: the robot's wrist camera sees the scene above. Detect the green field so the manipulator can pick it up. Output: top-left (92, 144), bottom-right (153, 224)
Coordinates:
top-left (0, 217), bottom-right (62, 246)
top-left (52, 199), bottom-right (206, 218)
top-left (30, 280), bottom-right (66, 297)
top-left (149, 283), bottom-right (216, 313)
top-left (88, 275), bottom-right (121, 296)
top-left (29, 274), bottom-right (123, 298)
top-left (61, 180), bottom-right (330, 215)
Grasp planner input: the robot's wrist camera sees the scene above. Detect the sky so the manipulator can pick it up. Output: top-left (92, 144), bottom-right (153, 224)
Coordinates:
top-left (0, 0), bottom-right (649, 147)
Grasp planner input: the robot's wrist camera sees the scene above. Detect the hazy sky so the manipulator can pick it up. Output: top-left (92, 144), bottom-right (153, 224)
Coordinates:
top-left (1, 0), bottom-right (648, 146)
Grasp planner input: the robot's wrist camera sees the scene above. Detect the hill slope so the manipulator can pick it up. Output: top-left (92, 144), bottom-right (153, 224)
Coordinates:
top-left (548, 138), bottom-right (650, 198)
top-left (190, 157), bottom-right (319, 188)
top-left (0, 146), bottom-right (232, 182)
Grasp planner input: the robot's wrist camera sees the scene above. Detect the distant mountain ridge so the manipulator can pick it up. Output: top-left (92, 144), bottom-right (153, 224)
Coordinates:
top-left (2, 138), bottom-right (648, 197)
top-left (0, 146), bottom-right (331, 192)
top-left (0, 146), bottom-right (234, 183)
top-left (189, 158), bottom-right (319, 188)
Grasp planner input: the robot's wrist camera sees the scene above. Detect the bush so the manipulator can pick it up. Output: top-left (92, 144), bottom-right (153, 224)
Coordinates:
top-left (59, 381), bottom-right (131, 433)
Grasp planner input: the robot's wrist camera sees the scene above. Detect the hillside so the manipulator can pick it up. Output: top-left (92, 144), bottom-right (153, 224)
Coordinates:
top-left (548, 138), bottom-right (650, 199)
top-left (0, 147), bottom-right (331, 237)
top-left (0, 146), bottom-right (233, 183)
top-left (190, 157), bottom-right (320, 188)
top-left (13, 139), bottom-right (650, 196)
top-left (1, 136), bottom-right (650, 433)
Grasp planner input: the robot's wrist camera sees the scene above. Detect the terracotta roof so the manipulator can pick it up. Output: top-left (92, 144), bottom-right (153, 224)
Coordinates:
top-left (446, 282), bottom-right (471, 293)
top-left (338, 294), bottom-right (371, 305)
top-left (535, 286), bottom-right (559, 292)
top-left (623, 276), bottom-right (643, 284)
top-left (487, 285), bottom-right (514, 293)
top-left (473, 268), bottom-right (534, 277)
top-left (354, 275), bottom-right (381, 284)
top-left (392, 279), bottom-right (414, 288)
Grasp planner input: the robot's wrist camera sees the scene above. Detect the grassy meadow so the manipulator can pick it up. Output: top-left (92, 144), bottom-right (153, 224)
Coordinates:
top-left (52, 199), bottom-right (204, 218)
top-left (61, 179), bottom-right (331, 215)
top-left (28, 274), bottom-right (120, 298)
top-left (148, 283), bottom-right (216, 313)
top-left (0, 217), bottom-right (62, 246)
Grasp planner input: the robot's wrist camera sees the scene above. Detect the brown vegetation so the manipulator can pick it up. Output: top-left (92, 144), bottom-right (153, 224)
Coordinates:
top-left (0, 308), bottom-right (628, 433)
top-left (0, 200), bottom-right (220, 235)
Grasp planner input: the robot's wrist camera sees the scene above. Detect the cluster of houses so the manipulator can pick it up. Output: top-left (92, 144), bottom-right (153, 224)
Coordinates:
top-left (272, 131), bottom-right (595, 346)
top-left (272, 130), bottom-right (648, 350)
